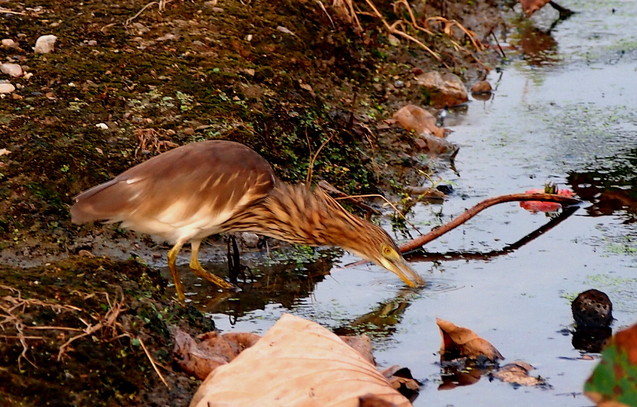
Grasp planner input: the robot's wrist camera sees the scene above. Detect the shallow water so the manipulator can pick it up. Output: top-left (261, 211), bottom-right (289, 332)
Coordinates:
top-left (197, 1), bottom-right (637, 405)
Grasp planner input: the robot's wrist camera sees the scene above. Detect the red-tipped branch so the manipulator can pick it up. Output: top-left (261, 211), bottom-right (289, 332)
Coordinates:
top-left (399, 193), bottom-right (581, 253)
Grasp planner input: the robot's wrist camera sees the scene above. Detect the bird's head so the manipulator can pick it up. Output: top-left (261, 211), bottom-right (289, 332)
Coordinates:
top-left (347, 223), bottom-right (425, 288)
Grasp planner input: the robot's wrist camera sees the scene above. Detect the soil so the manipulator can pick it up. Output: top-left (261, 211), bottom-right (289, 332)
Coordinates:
top-left (0, 0), bottom-right (506, 405)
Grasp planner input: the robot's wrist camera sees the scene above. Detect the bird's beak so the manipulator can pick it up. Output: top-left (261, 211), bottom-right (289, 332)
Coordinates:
top-left (381, 256), bottom-right (425, 288)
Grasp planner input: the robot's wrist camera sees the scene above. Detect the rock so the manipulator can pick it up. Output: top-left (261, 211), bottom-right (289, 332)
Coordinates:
top-left (417, 133), bottom-right (458, 157)
top-left (393, 104), bottom-right (446, 138)
top-left (415, 71), bottom-right (468, 108)
top-left (0, 63), bottom-right (23, 78)
top-left (34, 34), bottom-right (57, 54)
top-left (471, 80), bottom-right (492, 94)
top-left (1, 39), bottom-right (18, 49)
top-left (0, 82), bottom-right (16, 94)
top-left (241, 232), bottom-right (260, 248)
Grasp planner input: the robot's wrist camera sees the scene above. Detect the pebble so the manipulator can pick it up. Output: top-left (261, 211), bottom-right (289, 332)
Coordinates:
top-left (0, 63), bottom-right (23, 77)
top-left (471, 80), bottom-right (493, 94)
top-left (34, 34), bottom-right (57, 54)
top-left (1, 39), bottom-right (17, 49)
top-left (0, 82), bottom-right (16, 94)
top-left (241, 232), bottom-right (260, 248)
top-left (95, 123), bottom-right (109, 130)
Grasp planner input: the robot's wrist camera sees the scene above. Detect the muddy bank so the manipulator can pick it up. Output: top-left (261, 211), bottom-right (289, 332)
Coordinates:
top-left (0, 257), bottom-right (214, 406)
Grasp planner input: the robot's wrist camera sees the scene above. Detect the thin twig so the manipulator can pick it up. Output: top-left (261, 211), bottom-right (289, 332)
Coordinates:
top-left (334, 192), bottom-right (423, 235)
top-left (305, 132), bottom-right (336, 185)
top-left (137, 336), bottom-right (169, 387)
top-left (318, 180), bottom-right (380, 215)
top-left (399, 193), bottom-right (581, 253)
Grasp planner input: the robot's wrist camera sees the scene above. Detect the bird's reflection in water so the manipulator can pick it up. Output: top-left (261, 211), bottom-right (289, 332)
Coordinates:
top-left (176, 246), bottom-right (340, 321)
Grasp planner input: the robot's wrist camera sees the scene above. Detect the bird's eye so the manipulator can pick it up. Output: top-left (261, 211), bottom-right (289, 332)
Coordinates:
top-left (381, 244), bottom-right (393, 257)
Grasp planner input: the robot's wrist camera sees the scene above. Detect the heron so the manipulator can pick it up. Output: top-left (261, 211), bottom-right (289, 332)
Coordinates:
top-left (71, 140), bottom-right (424, 301)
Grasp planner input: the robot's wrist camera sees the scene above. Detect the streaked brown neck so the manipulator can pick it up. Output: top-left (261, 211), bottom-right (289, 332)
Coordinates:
top-left (220, 182), bottom-right (372, 250)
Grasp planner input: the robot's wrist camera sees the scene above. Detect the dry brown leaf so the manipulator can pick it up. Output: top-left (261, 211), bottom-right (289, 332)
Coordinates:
top-left (392, 105), bottom-right (446, 138)
top-left (190, 314), bottom-right (412, 407)
top-left (381, 365), bottom-right (421, 400)
top-left (519, 0), bottom-right (552, 16)
top-left (436, 318), bottom-right (504, 361)
top-left (173, 329), bottom-right (260, 380)
top-left (492, 361), bottom-right (545, 386)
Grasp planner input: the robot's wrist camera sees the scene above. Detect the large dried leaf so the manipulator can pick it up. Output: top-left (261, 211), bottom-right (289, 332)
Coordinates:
top-left (585, 323), bottom-right (637, 407)
top-left (190, 314), bottom-right (412, 407)
top-left (174, 329), bottom-right (375, 381)
top-left (437, 318), bottom-right (504, 361)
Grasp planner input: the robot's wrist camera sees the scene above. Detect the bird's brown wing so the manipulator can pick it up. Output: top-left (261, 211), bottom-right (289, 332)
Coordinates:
top-left (70, 141), bottom-right (276, 238)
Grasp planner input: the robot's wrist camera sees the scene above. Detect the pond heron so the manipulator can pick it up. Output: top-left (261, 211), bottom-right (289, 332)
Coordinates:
top-left (71, 140), bottom-right (424, 301)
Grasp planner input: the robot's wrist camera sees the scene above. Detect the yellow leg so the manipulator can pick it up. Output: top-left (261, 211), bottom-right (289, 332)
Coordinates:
top-left (189, 239), bottom-right (235, 289)
top-left (167, 242), bottom-right (186, 302)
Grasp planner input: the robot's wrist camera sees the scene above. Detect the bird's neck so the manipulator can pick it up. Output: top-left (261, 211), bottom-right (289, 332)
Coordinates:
top-left (222, 182), bottom-right (369, 250)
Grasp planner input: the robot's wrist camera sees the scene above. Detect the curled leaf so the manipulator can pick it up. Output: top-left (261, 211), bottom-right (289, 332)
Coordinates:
top-left (437, 318), bottom-right (504, 362)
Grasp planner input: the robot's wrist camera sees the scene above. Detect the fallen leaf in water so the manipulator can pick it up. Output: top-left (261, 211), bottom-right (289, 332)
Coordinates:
top-left (492, 361), bottom-right (546, 386)
top-left (381, 366), bottom-right (421, 401)
top-left (585, 323), bottom-right (637, 407)
top-left (190, 314), bottom-right (412, 407)
top-left (437, 318), bottom-right (504, 362)
top-left (520, 187), bottom-right (574, 213)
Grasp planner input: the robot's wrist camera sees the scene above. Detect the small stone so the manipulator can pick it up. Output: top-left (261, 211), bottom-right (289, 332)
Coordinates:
top-left (1, 39), bottom-right (17, 49)
top-left (78, 249), bottom-right (95, 257)
top-left (414, 138), bottom-right (427, 150)
top-left (415, 71), bottom-right (468, 108)
top-left (0, 63), bottom-right (23, 77)
top-left (95, 123), bottom-right (108, 130)
top-left (87, 40), bottom-right (97, 46)
top-left (394, 80), bottom-right (405, 88)
top-left (241, 232), bottom-right (260, 248)
top-left (0, 82), bottom-right (16, 94)
top-left (34, 34), bottom-right (57, 54)
top-left (156, 33), bottom-right (177, 42)
top-left (471, 80), bottom-right (492, 94)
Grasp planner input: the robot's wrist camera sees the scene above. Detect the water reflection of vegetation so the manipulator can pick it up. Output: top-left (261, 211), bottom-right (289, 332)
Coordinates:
top-left (568, 147), bottom-right (637, 219)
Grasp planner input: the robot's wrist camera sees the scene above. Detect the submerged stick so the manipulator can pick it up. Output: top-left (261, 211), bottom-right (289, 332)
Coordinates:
top-left (399, 193), bottom-right (581, 253)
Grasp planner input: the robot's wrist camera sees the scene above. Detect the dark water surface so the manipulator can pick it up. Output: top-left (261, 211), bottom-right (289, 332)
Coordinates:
top-left (195, 0), bottom-right (637, 405)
